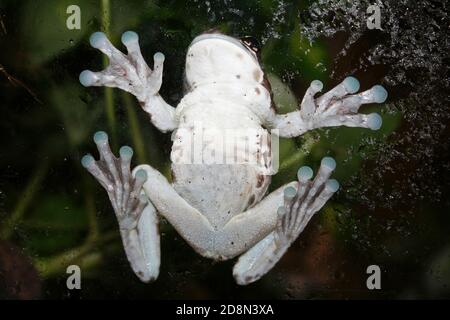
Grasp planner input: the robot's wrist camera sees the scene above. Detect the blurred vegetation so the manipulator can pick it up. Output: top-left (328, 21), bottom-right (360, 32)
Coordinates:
top-left (0, 0), bottom-right (448, 299)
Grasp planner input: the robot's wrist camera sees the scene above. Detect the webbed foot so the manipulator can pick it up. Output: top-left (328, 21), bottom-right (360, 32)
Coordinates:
top-left (79, 31), bottom-right (165, 103)
top-left (232, 157), bottom-right (339, 285)
top-left (276, 157), bottom-right (339, 244)
top-left (81, 131), bottom-right (148, 230)
top-left (300, 77), bottom-right (385, 131)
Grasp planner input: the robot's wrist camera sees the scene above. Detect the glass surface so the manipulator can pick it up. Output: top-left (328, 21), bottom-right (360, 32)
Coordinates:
top-left (0, 0), bottom-right (448, 299)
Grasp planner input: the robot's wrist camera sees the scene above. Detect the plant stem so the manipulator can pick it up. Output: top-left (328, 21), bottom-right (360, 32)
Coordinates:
top-left (0, 159), bottom-right (49, 240)
top-left (279, 133), bottom-right (317, 172)
top-left (122, 92), bottom-right (148, 164)
top-left (101, 0), bottom-right (116, 148)
top-left (35, 231), bottom-right (118, 278)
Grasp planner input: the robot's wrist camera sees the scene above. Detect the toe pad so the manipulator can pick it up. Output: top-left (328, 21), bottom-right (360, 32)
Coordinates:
top-left (298, 166), bottom-right (313, 181)
top-left (367, 113), bottom-right (382, 130)
top-left (81, 154), bottom-right (95, 168)
top-left (119, 146), bottom-right (133, 159)
top-left (153, 52), bottom-right (165, 62)
top-left (284, 186), bottom-right (297, 198)
top-left (321, 157), bottom-right (336, 170)
top-left (93, 131), bottom-right (108, 144)
top-left (90, 32), bottom-right (107, 49)
top-left (372, 85), bottom-right (388, 103)
top-left (79, 70), bottom-right (97, 87)
top-left (121, 31), bottom-right (139, 45)
top-left (135, 169), bottom-right (148, 181)
top-left (326, 179), bottom-right (340, 192)
top-left (311, 80), bottom-right (323, 92)
top-left (343, 76), bottom-right (360, 94)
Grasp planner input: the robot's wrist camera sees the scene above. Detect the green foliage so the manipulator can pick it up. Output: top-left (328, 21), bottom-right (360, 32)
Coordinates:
top-left (22, 195), bottom-right (88, 255)
top-left (21, 0), bottom-right (96, 65)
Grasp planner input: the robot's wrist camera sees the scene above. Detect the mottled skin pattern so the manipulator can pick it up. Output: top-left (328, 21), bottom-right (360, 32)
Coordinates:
top-left (80, 29), bottom-right (387, 285)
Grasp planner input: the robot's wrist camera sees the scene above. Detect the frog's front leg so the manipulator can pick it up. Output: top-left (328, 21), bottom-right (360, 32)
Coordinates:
top-left (79, 31), bottom-right (177, 132)
top-left (81, 131), bottom-right (160, 282)
top-left (272, 77), bottom-right (387, 137)
top-left (232, 157), bottom-right (339, 285)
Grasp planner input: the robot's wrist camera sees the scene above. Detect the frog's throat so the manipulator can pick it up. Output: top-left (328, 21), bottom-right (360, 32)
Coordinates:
top-left (188, 33), bottom-right (258, 63)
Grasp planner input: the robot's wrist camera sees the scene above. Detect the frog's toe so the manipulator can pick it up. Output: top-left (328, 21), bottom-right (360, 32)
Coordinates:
top-left (316, 76), bottom-right (360, 111)
top-left (300, 80), bottom-right (323, 119)
top-left (370, 85), bottom-right (388, 103)
top-left (89, 31), bottom-right (123, 60)
top-left (153, 52), bottom-right (165, 63)
top-left (81, 152), bottom-right (112, 192)
top-left (367, 113), bottom-right (383, 130)
top-left (119, 145), bottom-right (133, 160)
top-left (297, 166), bottom-right (313, 181)
top-left (343, 76), bottom-right (360, 94)
top-left (93, 130), bottom-right (108, 144)
top-left (121, 31), bottom-right (139, 46)
top-left (283, 186), bottom-right (297, 202)
top-left (91, 130), bottom-right (124, 193)
top-left (89, 31), bottom-right (108, 49)
top-left (278, 158), bottom-right (340, 238)
top-left (79, 70), bottom-right (98, 87)
top-left (325, 179), bottom-right (340, 193)
top-left (81, 154), bottom-right (95, 168)
top-left (321, 156), bottom-right (336, 171)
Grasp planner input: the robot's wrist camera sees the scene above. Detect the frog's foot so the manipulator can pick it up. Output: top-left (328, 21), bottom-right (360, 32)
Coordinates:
top-left (233, 157), bottom-right (339, 285)
top-left (276, 157), bottom-right (339, 244)
top-left (79, 31), bottom-right (164, 103)
top-left (81, 131), bottom-right (148, 225)
top-left (302, 77), bottom-right (386, 130)
top-left (81, 131), bottom-right (160, 282)
top-left (275, 77), bottom-right (387, 137)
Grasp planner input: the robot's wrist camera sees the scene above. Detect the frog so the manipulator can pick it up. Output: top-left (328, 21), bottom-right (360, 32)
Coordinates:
top-left (79, 30), bottom-right (387, 285)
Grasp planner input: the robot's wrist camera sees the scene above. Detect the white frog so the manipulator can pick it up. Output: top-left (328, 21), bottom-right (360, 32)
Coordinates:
top-left (79, 30), bottom-right (387, 285)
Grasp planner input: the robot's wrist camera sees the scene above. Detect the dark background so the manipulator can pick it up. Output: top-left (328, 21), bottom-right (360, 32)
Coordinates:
top-left (0, 0), bottom-right (449, 299)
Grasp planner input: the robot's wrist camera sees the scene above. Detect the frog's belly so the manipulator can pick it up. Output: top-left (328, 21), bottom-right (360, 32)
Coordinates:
top-left (169, 95), bottom-right (273, 228)
top-left (171, 164), bottom-right (271, 229)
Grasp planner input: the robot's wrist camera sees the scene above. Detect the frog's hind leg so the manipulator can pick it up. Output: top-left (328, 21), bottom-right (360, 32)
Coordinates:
top-left (79, 31), bottom-right (177, 132)
top-left (131, 158), bottom-right (337, 279)
top-left (232, 157), bottom-right (339, 285)
top-left (82, 131), bottom-right (160, 282)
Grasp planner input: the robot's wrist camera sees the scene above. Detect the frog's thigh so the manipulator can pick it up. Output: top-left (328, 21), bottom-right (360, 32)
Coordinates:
top-left (216, 181), bottom-right (297, 258)
top-left (134, 164), bottom-right (296, 260)
top-left (133, 165), bottom-right (216, 257)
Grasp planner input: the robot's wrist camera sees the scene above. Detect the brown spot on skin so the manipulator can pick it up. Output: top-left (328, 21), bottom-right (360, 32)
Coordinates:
top-left (256, 174), bottom-right (265, 188)
top-left (260, 74), bottom-right (277, 112)
top-left (253, 69), bottom-right (262, 82)
top-left (255, 87), bottom-right (260, 95)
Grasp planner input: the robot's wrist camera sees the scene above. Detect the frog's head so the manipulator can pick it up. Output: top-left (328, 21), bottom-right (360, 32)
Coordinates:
top-left (185, 31), bottom-right (265, 88)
